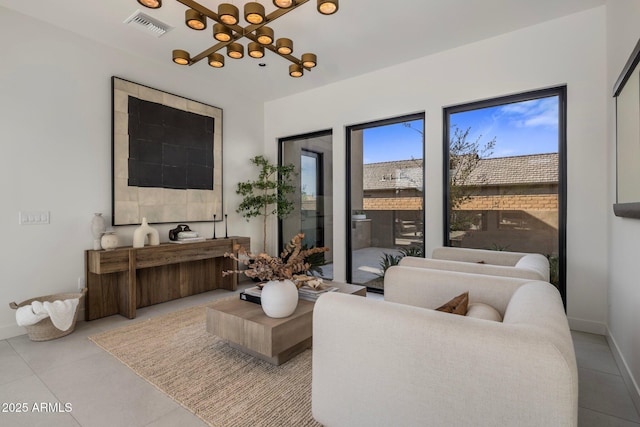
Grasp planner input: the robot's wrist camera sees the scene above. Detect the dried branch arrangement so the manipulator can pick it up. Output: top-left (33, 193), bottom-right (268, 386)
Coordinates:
top-left (223, 233), bottom-right (328, 282)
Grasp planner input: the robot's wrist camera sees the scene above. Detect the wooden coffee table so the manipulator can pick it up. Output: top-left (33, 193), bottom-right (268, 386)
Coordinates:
top-left (205, 282), bottom-right (365, 365)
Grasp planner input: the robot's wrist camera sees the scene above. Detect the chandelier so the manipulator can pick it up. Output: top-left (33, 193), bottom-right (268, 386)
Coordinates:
top-left (136, 0), bottom-right (339, 77)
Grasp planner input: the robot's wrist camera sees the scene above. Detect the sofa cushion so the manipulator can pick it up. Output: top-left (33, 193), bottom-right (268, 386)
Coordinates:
top-left (466, 302), bottom-right (502, 322)
top-left (435, 292), bottom-right (469, 315)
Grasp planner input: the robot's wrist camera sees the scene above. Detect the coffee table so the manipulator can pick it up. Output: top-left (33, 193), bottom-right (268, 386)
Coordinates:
top-left (205, 282), bottom-right (365, 365)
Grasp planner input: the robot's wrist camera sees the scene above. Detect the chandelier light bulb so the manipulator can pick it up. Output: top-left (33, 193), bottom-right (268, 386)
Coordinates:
top-left (172, 49), bottom-right (191, 65)
top-left (289, 63), bottom-right (303, 77)
top-left (208, 53), bottom-right (225, 68)
top-left (276, 38), bottom-right (293, 55)
top-left (248, 42), bottom-right (265, 58)
top-left (301, 53), bottom-right (317, 68)
top-left (185, 9), bottom-right (206, 30)
top-left (273, 0), bottom-right (294, 8)
top-left (137, 0), bottom-right (161, 9)
top-left (218, 3), bottom-right (239, 25)
top-left (227, 43), bottom-right (244, 59)
top-left (245, 2), bottom-right (266, 25)
top-left (317, 0), bottom-right (338, 15)
top-left (213, 23), bottom-right (232, 42)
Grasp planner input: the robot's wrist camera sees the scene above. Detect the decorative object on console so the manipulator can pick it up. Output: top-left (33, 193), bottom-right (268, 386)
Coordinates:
top-left (169, 224), bottom-right (191, 241)
top-left (133, 217), bottom-right (160, 248)
top-left (91, 213), bottom-right (106, 250)
top-left (100, 232), bottom-right (119, 250)
top-left (112, 77), bottom-right (222, 225)
top-left (137, 0), bottom-right (338, 78)
top-left (168, 224), bottom-right (204, 243)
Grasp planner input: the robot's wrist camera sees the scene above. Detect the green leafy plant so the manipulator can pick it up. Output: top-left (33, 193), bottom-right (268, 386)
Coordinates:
top-left (378, 245), bottom-right (425, 277)
top-left (546, 254), bottom-right (559, 289)
top-left (378, 253), bottom-right (403, 277)
top-left (236, 155), bottom-right (297, 253)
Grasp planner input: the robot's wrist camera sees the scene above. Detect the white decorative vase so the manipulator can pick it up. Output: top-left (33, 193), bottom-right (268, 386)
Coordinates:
top-left (133, 217), bottom-right (160, 248)
top-left (100, 231), bottom-right (119, 250)
top-left (91, 213), bottom-right (106, 250)
top-left (260, 279), bottom-right (299, 318)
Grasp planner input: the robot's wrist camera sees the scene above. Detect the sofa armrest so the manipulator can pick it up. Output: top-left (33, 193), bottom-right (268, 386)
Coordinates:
top-left (312, 292), bottom-right (577, 427)
top-left (384, 265), bottom-right (531, 315)
top-left (514, 253), bottom-right (550, 282)
top-left (399, 256), bottom-right (548, 281)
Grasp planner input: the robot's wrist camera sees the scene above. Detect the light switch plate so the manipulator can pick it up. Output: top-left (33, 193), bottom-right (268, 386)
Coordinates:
top-left (19, 211), bottom-right (50, 225)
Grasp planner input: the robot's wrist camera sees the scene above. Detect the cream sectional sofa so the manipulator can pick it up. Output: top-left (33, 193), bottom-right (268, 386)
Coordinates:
top-left (399, 246), bottom-right (550, 282)
top-left (312, 266), bottom-right (577, 427)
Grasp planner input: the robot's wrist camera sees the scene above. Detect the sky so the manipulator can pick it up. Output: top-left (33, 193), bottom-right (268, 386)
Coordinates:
top-left (362, 96), bottom-right (559, 164)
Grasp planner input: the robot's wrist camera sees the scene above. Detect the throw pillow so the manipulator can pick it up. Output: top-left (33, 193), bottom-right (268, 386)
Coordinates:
top-left (435, 292), bottom-right (469, 315)
top-left (466, 302), bottom-right (502, 322)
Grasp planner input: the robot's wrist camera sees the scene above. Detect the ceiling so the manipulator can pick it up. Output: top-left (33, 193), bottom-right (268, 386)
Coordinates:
top-left (1, 0), bottom-right (605, 102)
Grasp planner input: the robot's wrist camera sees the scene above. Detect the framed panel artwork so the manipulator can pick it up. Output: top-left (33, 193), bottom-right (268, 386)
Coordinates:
top-left (111, 76), bottom-right (223, 225)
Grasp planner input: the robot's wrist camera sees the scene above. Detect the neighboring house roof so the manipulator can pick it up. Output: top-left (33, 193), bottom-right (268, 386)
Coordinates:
top-left (465, 153), bottom-right (558, 186)
top-left (363, 159), bottom-right (423, 191)
top-left (362, 153), bottom-right (558, 191)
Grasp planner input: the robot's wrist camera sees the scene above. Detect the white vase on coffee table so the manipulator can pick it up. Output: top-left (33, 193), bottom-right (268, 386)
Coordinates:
top-left (260, 279), bottom-right (298, 318)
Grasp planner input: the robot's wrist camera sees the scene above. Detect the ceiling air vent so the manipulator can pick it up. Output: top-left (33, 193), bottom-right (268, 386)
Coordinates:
top-left (124, 10), bottom-right (173, 38)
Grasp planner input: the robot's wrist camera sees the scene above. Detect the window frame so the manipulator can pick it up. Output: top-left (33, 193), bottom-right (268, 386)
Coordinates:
top-left (442, 87), bottom-right (567, 306)
top-left (345, 112), bottom-right (426, 286)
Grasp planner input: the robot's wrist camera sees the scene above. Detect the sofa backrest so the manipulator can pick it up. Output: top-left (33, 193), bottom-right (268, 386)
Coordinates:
top-left (385, 265), bottom-right (532, 316)
top-left (432, 246), bottom-right (528, 266)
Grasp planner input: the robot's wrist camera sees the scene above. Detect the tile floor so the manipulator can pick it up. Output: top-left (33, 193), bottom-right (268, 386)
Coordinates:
top-left (1, 286), bottom-right (638, 427)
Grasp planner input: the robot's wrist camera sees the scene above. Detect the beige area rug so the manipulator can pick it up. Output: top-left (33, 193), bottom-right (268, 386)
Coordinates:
top-left (89, 304), bottom-right (321, 427)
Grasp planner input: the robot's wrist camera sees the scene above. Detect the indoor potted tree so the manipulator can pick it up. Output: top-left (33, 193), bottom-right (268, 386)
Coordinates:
top-left (235, 155), bottom-right (296, 253)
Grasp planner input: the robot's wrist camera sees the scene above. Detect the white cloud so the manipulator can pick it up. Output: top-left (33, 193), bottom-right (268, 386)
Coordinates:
top-left (499, 97), bottom-right (558, 129)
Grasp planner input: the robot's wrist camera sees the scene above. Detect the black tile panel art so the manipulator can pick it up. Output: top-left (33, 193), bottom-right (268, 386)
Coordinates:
top-left (127, 97), bottom-right (214, 190)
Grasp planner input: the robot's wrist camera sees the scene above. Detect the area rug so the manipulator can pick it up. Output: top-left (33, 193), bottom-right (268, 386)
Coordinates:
top-left (89, 303), bottom-right (321, 427)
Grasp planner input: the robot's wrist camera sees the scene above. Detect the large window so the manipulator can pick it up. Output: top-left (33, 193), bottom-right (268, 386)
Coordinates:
top-left (443, 87), bottom-right (566, 303)
top-left (346, 113), bottom-right (425, 290)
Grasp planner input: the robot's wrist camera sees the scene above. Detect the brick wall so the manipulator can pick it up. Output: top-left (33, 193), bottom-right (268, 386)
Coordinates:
top-left (361, 194), bottom-right (557, 211)
top-left (457, 194), bottom-right (558, 211)
top-left (363, 197), bottom-right (422, 210)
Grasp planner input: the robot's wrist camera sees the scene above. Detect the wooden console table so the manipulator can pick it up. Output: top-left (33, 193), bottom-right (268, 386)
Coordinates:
top-left (84, 237), bottom-right (249, 320)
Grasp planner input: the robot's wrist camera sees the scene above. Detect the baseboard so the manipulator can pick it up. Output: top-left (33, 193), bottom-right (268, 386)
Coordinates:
top-left (606, 328), bottom-right (640, 416)
top-left (0, 322), bottom-right (27, 341)
top-left (567, 316), bottom-right (607, 335)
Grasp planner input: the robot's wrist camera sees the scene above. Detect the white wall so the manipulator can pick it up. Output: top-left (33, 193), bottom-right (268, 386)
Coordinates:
top-left (606, 0), bottom-right (640, 408)
top-left (265, 7), bottom-right (609, 332)
top-left (0, 7), bottom-right (264, 339)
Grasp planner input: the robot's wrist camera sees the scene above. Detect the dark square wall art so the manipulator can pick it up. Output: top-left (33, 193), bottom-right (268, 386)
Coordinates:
top-left (112, 77), bottom-right (223, 225)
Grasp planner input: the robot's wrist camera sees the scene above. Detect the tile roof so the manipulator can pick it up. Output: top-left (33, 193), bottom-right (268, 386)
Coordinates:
top-left (362, 153), bottom-right (558, 190)
top-left (464, 153), bottom-right (558, 186)
top-left (363, 159), bottom-right (423, 191)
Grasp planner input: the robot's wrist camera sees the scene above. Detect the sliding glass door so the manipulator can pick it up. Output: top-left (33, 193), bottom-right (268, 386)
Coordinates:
top-left (346, 113), bottom-right (425, 290)
top-left (279, 130), bottom-right (333, 280)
